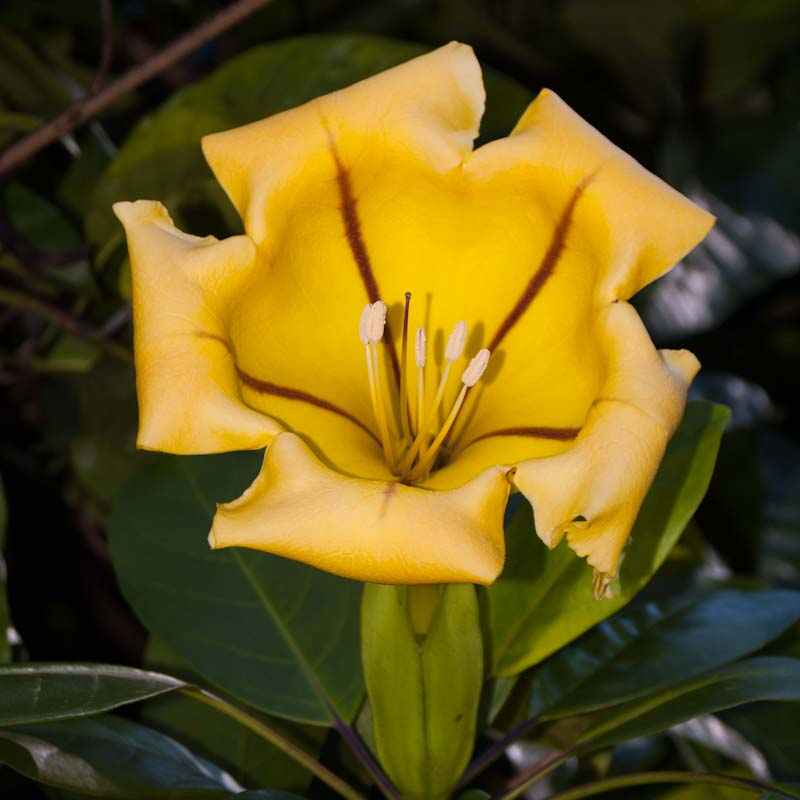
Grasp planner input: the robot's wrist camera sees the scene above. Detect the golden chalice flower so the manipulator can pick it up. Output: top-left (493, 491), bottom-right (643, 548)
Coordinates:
top-left (114, 43), bottom-right (712, 593)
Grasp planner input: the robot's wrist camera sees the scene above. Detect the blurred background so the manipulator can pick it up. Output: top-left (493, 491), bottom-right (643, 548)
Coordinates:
top-left (0, 0), bottom-right (799, 792)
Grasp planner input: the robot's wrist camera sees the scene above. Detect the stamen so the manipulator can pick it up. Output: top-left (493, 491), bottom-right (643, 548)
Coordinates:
top-left (462, 347), bottom-right (490, 387)
top-left (397, 321), bottom-right (468, 474)
top-left (358, 304), bottom-right (371, 345)
top-left (366, 300), bottom-right (387, 343)
top-left (445, 320), bottom-right (467, 362)
top-left (414, 327), bottom-right (426, 435)
top-left (399, 292), bottom-right (412, 440)
top-left (360, 301), bottom-right (396, 468)
top-left (407, 349), bottom-right (491, 481)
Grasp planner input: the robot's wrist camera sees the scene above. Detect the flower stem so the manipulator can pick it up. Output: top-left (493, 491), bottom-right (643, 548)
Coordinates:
top-left (541, 770), bottom-right (800, 800)
top-left (180, 687), bottom-right (366, 800)
top-left (333, 717), bottom-right (400, 800)
top-left (457, 715), bottom-right (541, 788)
top-left (496, 749), bottom-right (571, 800)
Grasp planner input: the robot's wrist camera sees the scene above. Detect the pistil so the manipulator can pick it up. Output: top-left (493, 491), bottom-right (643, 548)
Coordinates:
top-left (358, 299), bottom-right (492, 482)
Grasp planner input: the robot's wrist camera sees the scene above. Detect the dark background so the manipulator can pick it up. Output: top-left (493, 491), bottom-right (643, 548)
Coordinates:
top-left (0, 0), bottom-right (799, 793)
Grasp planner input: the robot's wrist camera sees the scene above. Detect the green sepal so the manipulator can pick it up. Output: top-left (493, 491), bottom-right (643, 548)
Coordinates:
top-left (361, 583), bottom-right (482, 799)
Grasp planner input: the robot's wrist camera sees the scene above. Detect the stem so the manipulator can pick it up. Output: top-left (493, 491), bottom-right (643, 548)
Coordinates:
top-left (543, 771), bottom-right (800, 800)
top-left (0, 0), bottom-right (272, 178)
top-left (496, 750), bottom-right (572, 800)
top-left (0, 286), bottom-right (132, 363)
top-left (458, 715), bottom-right (541, 788)
top-left (181, 687), bottom-right (366, 800)
top-left (333, 717), bottom-right (400, 800)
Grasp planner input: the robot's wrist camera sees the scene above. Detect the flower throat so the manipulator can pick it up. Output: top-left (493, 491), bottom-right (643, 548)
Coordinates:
top-left (359, 293), bottom-right (491, 482)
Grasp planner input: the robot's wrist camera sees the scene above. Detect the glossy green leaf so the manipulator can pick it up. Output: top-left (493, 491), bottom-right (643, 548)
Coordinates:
top-left (0, 663), bottom-right (185, 726)
top-left (142, 636), bottom-right (324, 792)
top-left (109, 452), bottom-right (363, 725)
top-left (85, 34), bottom-right (531, 254)
top-left (528, 586), bottom-right (800, 719)
top-left (0, 714), bottom-right (238, 798)
top-left (362, 584), bottom-right (483, 799)
top-left (577, 656), bottom-right (800, 750)
top-left (724, 701), bottom-right (800, 782)
top-left (487, 400), bottom-right (729, 677)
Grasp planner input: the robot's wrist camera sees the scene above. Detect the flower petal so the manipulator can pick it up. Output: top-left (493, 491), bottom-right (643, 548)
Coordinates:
top-left (201, 41), bottom-right (484, 244)
top-left (466, 89), bottom-right (715, 302)
top-left (114, 200), bottom-right (281, 453)
top-left (512, 302), bottom-right (699, 592)
top-left (209, 432), bottom-right (511, 585)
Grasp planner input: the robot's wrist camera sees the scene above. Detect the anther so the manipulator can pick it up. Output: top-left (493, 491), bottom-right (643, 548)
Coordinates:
top-left (462, 348), bottom-right (490, 387)
top-left (366, 300), bottom-right (387, 343)
top-left (445, 321), bottom-right (467, 362)
top-left (415, 328), bottom-right (426, 367)
top-left (358, 304), bottom-right (371, 345)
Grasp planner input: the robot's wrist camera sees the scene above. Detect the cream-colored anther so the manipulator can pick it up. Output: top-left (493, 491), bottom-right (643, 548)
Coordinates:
top-left (462, 348), bottom-right (490, 387)
top-left (366, 300), bottom-right (387, 343)
top-left (358, 304), bottom-right (371, 345)
top-left (414, 328), bottom-right (427, 367)
top-left (445, 321), bottom-right (467, 362)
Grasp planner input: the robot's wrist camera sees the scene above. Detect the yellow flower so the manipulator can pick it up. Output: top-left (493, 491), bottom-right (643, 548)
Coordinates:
top-left (113, 42), bottom-right (712, 592)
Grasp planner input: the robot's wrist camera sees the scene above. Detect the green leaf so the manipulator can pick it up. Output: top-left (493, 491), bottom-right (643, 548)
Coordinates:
top-left (528, 586), bottom-right (800, 719)
top-left (577, 656), bottom-right (800, 750)
top-left (724, 701), bottom-right (800, 781)
top-left (0, 714), bottom-right (238, 798)
top-left (109, 452), bottom-right (363, 725)
top-left (142, 636), bottom-right (324, 792)
top-left (487, 400), bottom-right (729, 677)
top-left (0, 663), bottom-right (185, 726)
top-left (85, 34), bottom-right (531, 253)
top-left (2, 182), bottom-right (82, 253)
top-left (362, 584), bottom-right (483, 800)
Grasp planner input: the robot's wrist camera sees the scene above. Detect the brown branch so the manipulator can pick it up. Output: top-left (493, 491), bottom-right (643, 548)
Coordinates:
top-left (91, 0), bottom-right (115, 95)
top-left (0, 0), bottom-right (271, 178)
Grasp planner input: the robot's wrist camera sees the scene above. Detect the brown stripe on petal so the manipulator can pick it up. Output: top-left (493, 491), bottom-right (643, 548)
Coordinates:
top-left (326, 132), bottom-right (401, 384)
top-left (460, 425), bottom-right (580, 450)
top-left (237, 367), bottom-right (380, 445)
top-left (489, 173), bottom-right (595, 352)
top-left (195, 331), bottom-right (234, 356)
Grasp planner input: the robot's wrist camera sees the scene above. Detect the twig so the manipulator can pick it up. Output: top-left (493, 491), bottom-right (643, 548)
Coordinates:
top-left (182, 688), bottom-right (366, 800)
top-left (91, 0), bottom-right (115, 94)
top-left (458, 715), bottom-right (541, 788)
top-left (496, 749), bottom-right (571, 800)
top-left (0, 286), bottom-right (132, 363)
top-left (333, 717), bottom-right (400, 800)
top-left (0, 0), bottom-right (271, 178)
top-left (542, 770), bottom-right (800, 800)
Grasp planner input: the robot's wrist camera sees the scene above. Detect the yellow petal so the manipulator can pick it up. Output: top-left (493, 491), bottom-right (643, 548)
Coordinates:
top-left (196, 43), bottom-right (487, 481)
top-left (209, 432), bottom-right (510, 585)
top-left (113, 200), bottom-right (281, 453)
top-left (466, 88), bottom-right (715, 302)
top-left (512, 302), bottom-right (699, 588)
top-left (202, 41), bottom-right (484, 243)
